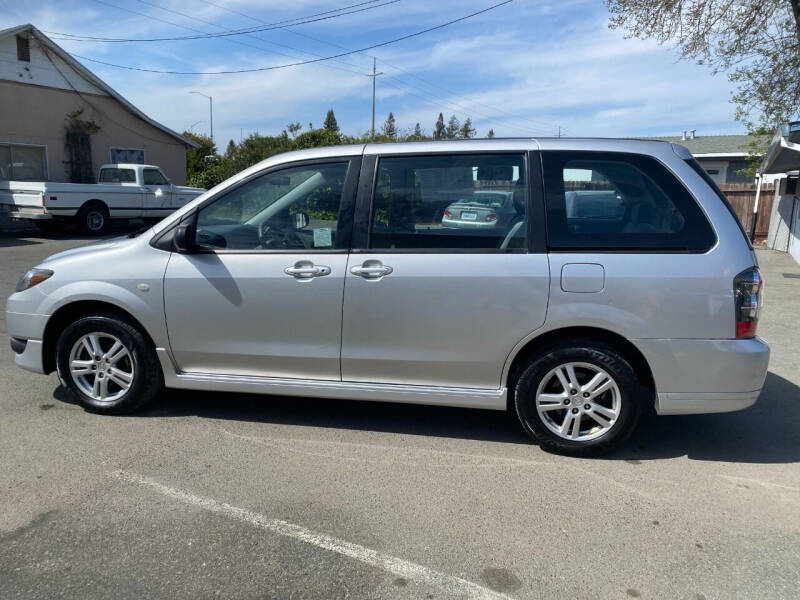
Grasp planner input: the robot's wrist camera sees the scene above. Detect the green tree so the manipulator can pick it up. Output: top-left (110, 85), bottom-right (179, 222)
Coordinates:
top-left (323, 109), bottom-right (339, 133)
top-left (286, 122), bottom-right (302, 138)
top-left (382, 112), bottom-right (397, 139)
top-left (459, 117), bottom-right (476, 139)
top-left (487, 128), bottom-right (495, 138)
top-left (225, 139), bottom-right (236, 158)
top-left (606, 0), bottom-right (800, 164)
top-left (434, 113), bottom-right (446, 140)
top-left (407, 122), bottom-right (425, 141)
top-left (445, 114), bottom-right (460, 139)
top-left (182, 131), bottom-right (216, 184)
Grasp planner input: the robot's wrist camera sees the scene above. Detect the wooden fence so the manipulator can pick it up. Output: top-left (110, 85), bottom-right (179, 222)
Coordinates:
top-left (718, 183), bottom-right (774, 242)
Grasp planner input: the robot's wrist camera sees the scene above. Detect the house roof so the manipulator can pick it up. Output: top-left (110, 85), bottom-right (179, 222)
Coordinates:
top-left (642, 134), bottom-right (751, 158)
top-left (0, 24), bottom-right (199, 149)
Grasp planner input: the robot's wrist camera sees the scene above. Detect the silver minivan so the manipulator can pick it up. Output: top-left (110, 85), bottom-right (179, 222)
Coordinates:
top-left (6, 138), bottom-right (769, 456)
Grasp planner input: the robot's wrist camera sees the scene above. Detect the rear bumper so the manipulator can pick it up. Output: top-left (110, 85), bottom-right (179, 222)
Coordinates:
top-left (655, 390), bottom-right (761, 415)
top-left (632, 337), bottom-right (770, 415)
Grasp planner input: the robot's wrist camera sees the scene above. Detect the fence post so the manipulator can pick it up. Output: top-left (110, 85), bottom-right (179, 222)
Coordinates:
top-left (750, 173), bottom-right (763, 242)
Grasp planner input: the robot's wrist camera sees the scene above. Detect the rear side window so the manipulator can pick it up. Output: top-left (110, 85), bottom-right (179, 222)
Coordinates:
top-left (684, 158), bottom-right (752, 249)
top-left (99, 168), bottom-right (136, 183)
top-left (369, 153), bottom-right (528, 251)
top-left (542, 151), bottom-right (716, 251)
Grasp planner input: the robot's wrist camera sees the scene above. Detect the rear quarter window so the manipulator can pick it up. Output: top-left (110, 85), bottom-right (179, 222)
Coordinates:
top-left (542, 151), bottom-right (716, 252)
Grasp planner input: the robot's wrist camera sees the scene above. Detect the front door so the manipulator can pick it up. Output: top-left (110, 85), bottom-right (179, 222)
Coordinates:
top-left (142, 167), bottom-right (173, 218)
top-left (164, 157), bottom-right (359, 380)
top-left (340, 151), bottom-right (549, 389)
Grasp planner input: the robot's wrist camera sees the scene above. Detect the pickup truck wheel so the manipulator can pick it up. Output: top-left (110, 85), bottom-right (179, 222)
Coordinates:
top-left (513, 341), bottom-right (642, 457)
top-left (77, 203), bottom-right (110, 234)
top-left (56, 314), bottom-right (163, 414)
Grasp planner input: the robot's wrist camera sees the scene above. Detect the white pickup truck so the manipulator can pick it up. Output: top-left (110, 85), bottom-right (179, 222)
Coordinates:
top-left (0, 163), bottom-right (204, 234)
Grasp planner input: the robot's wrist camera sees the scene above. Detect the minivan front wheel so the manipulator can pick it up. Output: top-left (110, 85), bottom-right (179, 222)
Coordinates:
top-left (56, 314), bottom-right (162, 414)
top-left (513, 341), bottom-right (642, 456)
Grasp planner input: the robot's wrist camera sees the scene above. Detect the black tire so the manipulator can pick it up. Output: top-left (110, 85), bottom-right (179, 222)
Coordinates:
top-left (77, 202), bottom-right (110, 235)
top-left (513, 340), bottom-right (643, 457)
top-left (55, 313), bottom-right (163, 414)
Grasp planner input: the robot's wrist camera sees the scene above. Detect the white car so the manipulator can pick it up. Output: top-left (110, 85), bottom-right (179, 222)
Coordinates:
top-left (0, 163), bottom-right (204, 233)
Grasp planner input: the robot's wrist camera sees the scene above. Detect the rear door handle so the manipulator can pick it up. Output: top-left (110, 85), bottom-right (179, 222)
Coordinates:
top-left (284, 261), bottom-right (331, 279)
top-left (350, 261), bottom-right (393, 279)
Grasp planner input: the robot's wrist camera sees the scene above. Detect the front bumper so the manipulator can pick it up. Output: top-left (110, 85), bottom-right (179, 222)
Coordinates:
top-left (633, 337), bottom-right (770, 415)
top-left (10, 338), bottom-right (46, 374)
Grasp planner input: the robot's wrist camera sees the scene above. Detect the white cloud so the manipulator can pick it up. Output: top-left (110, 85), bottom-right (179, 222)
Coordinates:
top-left (1, 0), bottom-right (746, 146)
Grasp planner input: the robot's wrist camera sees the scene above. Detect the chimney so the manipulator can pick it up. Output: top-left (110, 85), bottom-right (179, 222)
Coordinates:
top-left (689, 129), bottom-right (696, 139)
top-left (681, 130), bottom-right (687, 141)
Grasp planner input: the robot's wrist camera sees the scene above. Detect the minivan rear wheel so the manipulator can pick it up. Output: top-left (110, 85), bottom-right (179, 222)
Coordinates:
top-left (513, 341), bottom-right (642, 456)
top-left (56, 314), bottom-right (163, 414)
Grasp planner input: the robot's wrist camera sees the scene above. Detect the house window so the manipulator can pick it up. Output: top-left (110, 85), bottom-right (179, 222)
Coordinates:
top-left (16, 35), bottom-right (30, 62)
top-left (110, 147), bottom-right (145, 164)
top-left (0, 143), bottom-right (46, 181)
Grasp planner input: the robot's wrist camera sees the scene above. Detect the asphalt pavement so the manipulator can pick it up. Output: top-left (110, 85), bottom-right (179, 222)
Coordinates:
top-left (1, 228), bottom-right (799, 599)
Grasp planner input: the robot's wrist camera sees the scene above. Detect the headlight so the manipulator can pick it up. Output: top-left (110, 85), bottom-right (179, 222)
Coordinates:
top-left (16, 268), bottom-right (54, 292)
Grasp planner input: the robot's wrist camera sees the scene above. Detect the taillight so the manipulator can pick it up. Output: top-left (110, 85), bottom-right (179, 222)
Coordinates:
top-left (444, 209), bottom-right (452, 218)
top-left (42, 194), bottom-right (46, 207)
top-left (486, 212), bottom-right (497, 221)
top-left (734, 267), bottom-right (762, 338)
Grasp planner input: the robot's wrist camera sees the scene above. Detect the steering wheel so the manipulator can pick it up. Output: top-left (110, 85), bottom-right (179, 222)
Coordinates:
top-left (258, 219), bottom-right (308, 250)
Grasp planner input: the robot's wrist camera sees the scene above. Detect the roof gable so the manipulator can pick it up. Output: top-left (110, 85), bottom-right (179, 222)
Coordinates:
top-left (0, 24), bottom-right (198, 148)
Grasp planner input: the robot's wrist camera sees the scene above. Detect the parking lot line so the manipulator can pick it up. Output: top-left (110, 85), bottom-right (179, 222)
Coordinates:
top-left (110, 469), bottom-right (516, 600)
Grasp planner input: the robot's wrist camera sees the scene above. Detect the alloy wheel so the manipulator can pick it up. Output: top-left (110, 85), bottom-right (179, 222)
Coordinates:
top-left (535, 361), bottom-right (621, 441)
top-left (68, 332), bottom-right (134, 402)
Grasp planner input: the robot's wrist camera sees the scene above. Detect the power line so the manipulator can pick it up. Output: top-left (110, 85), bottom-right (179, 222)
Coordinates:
top-left (120, 0), bottom-right (370, 77)
top-left (195, 0), bottom-right (562, 133)
top-left (46, 0), bottom-right (401, 43)
top-left (69, 1), bottom-right (515, 75)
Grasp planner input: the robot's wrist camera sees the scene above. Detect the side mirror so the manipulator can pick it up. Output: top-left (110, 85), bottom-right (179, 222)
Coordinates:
top-left (173, 223), bottom-right (195, 253)
top-left (294, 212), bottom-right (309, 230)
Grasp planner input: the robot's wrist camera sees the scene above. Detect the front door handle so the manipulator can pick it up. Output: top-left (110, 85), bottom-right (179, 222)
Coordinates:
top-left (284, 261), bottom-right (331, 279)
top-left (350, 261), bottom-right (393, 279)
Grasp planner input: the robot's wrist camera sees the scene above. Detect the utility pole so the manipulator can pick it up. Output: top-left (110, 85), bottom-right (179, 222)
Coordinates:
top-left (366, 57), bottom-right (383, 140)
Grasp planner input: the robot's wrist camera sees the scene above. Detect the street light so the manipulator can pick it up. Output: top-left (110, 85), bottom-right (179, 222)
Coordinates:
top-left (189, 91), bottom-right (213, 142)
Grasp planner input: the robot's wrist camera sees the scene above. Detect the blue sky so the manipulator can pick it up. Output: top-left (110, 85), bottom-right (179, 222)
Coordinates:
top-left (4, 0), bottom-right (747, 147)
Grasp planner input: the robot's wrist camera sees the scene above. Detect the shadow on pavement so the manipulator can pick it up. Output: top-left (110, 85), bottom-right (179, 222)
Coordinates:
top-left (614, 371), bottom-right (800, 464)
top-left (52, 371), bottom-right (800, 464)
top-left (0, 235), bottom-right (43, 248)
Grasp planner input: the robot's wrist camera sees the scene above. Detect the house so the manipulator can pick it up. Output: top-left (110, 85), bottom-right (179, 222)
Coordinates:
top-left (0, 24), bottom-right (198, 185)
top-left (649, 131), bottom-right (753, 185)
top-left (762, 121), bottom-right (800, 264)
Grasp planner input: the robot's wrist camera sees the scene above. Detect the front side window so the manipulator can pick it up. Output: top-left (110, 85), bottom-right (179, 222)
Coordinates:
top-left (143, 169), bottom-right (168, 186)
top-left (195, 162), bottom-right (349, 251)
top-left (0, 144), bottom-right (46, 181)
top-left (99, 168), bottom-right (135, 183)
top-left (543, 151), bottom-right (715, 251)
top-left (369, 153), bottom-right (527, 250)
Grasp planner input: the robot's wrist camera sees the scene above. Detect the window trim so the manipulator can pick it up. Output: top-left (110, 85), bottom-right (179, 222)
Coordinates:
top-left (542, 150), bottom-right (718, 254)
top-left (353, 150), bottom-right (534, 254)
top-left (176, 156), bottom-right (361, 255)
top-left (109, 147), bottom-right (146, 164)
top-left (0, 141), bottom-right (49, 181)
